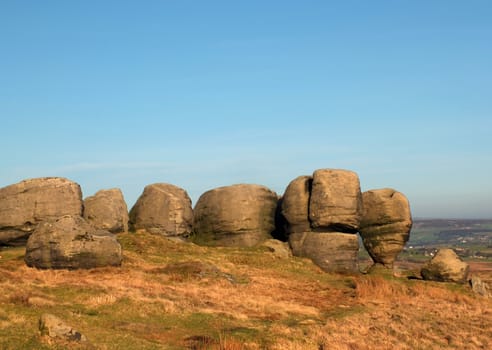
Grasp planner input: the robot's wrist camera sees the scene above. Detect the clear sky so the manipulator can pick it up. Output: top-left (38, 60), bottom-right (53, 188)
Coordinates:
top-left (1, 1), bottom-right (491, 218)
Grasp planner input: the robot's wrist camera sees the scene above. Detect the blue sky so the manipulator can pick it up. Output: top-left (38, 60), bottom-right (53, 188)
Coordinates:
top-left (1, 1), bottom-right (491, 218)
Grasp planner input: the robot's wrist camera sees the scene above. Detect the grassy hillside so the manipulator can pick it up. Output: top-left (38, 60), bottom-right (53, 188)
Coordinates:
top-left (0, 232), bottom-right (491, 349)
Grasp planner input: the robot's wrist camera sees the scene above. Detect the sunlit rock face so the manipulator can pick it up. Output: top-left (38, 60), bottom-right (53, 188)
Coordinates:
top-left (0, 177), bottom-right (83, 246)
top-left (359, 188), bottom-right (412, 269)
top-left (193, 184), bottom-right (278, 247)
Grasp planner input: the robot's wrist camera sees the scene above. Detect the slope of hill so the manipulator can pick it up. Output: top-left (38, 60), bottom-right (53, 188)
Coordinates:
top-left (0, 232), bottom-right (491, 349)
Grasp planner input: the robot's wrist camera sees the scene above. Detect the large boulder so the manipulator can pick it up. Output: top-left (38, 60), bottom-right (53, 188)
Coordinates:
top-left (359, 188), bottom-right (412, 268)
top-left (83, 188), bottom-right (129, 233)
top-left (129, 183), bottom-right (193, 236)
top-left (309, 169), bottom-right (362, 233)
top-left (25, 215), bottom-right (122, 269)
top-left (421, 248), bottom-right (469, 283)
top-left (193, 184), bottom-right (278, 247)
top-left (0, 177), bottom-right (83, 245)
top-left (289, 231), bottom-right (359, 274)
top-left (280, 175), bottom-right (312, 234)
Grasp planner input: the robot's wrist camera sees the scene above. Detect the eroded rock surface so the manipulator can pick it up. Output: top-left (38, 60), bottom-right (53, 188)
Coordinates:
top-left (129, 183), bottom-right (193, 236)
top-left (309, 169), bottom-right (362, 233)
top-left (0, 177), bottom-right (83, 245)
top-left (193, 184), bottom-right (278, 247)
top-left (421, 248), bottom-right (469, 283)
top-left (83, 188), bottom-right (129, 233)
top-left (289, 231), bottom-right (359, 273)
top-left (25, 215), bottom-right (122, 269)
top-left (359, 188), bottom-right (412, 268)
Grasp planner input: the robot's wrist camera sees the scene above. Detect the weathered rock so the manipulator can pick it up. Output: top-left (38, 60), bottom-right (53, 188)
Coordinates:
top-left (193, 184), bottom-right (278, 247)
top-left (25, 215), bottom-right (122, 269)
top-left (469, 275), bottom-right (491, 298)
top-left (39, 313), bottom-right (88, 343)
top-left (289, 231), bottom-right (359, 273)
top-left (129, 183), bottom-right (193, 236)
top-left (309, 169), bottom-right (362, 233)
top-left (421, 248), bottom-right (469, 283)
top-left (83, 188), bottom-right (129, 233)
top-left (261, 239), bottom-right (292, 259)
top-left (0, 177), bottom-right (83, 245)
top-left (359, 188), bottom-right (412, 268)
top-left (280, 175), bottom-right (312, 234)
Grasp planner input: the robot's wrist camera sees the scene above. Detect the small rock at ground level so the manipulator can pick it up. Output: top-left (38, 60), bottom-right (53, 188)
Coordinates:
top-left (0, 177), bottom-right (83, 246)
top-left (83, 188), bottom-right (129, 233)
top-left (420, 248), bottom-right (469, 283)
top-left (359, 188), bottom-right (412, 268)
top-left (25, 215), bottom-right (122, 269)
top-left (469, 275), bottom-right (491, 298)
top-left (309, 169), bottom-right (362, 233)
top-left (289, 231), bottom-right (359, 274)
top-left (193, 184), bottom-right (278, 247)
top-left (260, 239), bottom-right (292, 259)
top-left (39, 313), bottom-right (88, 342)
top-left (129, 183), bottom-right (193, 236)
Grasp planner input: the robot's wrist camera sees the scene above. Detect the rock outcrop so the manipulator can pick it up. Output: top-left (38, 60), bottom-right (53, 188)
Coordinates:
top-left (83, 188), bottom-right (129, 234)
top-left (359, 188), bottom-right (412, 269)
top-left (420, 248), bottom-right (469, 283)
top-left (289, 231), bottom-right (359, 273)
top-left (193, 184), bottom-right (278, 247)
top-left (309, 169), bottom-right (362, 233)
top-left (280, 169), bottom-right (362, 273)
top-left (0, 177), bottom-right (83, 246)
top-left (280, 176), bottom-right (312, 234)
top-left (129, 183), bottom-right (193, 236)
top-left (25, 215), bottom-right (122, 269)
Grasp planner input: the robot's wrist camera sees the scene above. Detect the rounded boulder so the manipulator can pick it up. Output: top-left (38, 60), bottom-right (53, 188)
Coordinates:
top-left (129, 183), bottom-right (193, 236)
top-left (83, 188), bottom-right (129, 234)
top-left (25, 215), bottom-right (122, 269)
top-left (193, 184), bottom-right (278, 247)
top-left (359, 188), bottom-right (412, 268)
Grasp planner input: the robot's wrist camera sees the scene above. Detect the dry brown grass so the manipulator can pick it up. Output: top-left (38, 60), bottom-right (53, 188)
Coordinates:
top-left (1, 234), bottom-right (491, 349)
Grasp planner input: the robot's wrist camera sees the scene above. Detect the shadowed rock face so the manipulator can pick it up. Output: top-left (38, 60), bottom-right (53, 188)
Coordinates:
top-left (83, 188), bottom-right (129, 234)
top-left (309, 169), bottom-right (362, 233)
top-left (289, 232), bottom-right (359, 274)
top-left (25, 215), bottom-right (122, 269)
top-left (0, 177), bottom-right (83, 246)
top-left (359, 188), bottom-right (412, 268)
top-left (129, 183), bottom-right (193, 236)
top-left (193, 184), bottom-right (278, 247)
top-left (280, 176), bottom-right (312, 234)
top-left (421, 248), bottom-right (469, 283)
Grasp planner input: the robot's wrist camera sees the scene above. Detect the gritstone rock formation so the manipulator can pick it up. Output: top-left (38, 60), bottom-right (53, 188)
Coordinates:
top-left (289, 231), bottom-right (359, 273)
top-left (193, 184), bottom-right (278, 247)
top-left (359, 188), bottom-right (412, 269)
top-left (83, 188), bottom-right (129, 234)
top-left (420, 248), bottom-right (469, 283)
top-left (25, 215), bottom-right (122, 269)
top-left (129, 183), bottom-right (193, 236)
top-left (309, 169), bottom-right (362, 233)
top-left (0, 177), bottom-right (83, 246)
top-left (280, 169), bottom-right (362, 273)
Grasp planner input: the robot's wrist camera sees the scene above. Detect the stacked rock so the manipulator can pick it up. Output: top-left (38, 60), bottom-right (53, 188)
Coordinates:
top-left (193, 184), bottom-right (278, 247)
top-left (359, 188), bottom-right (412, 272)
top-left (281, 169), bottom-right (362, 274)
top-left (0, 177), bottom-right (83, 246)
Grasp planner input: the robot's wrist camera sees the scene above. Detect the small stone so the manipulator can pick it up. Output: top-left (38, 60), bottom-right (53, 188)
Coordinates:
top-left (39, 313), bottom-right (88, 342)
top-left (421, 249), bottom-right (469, 283)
